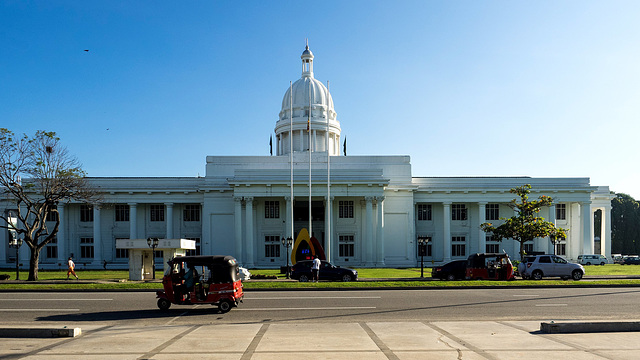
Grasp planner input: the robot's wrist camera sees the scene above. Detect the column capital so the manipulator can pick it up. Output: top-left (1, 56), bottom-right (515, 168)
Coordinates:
top-left (234, 196), bottom-right (244, 203)
top-left (442, 201), bottom-right (452, 206)
top-left (284, 196), bottom-right (292, 201)
top-left (164, 202), bottom-right (174, 207)
top-left (365, 196), bottom-right (375, 202)
top-left (477, 201), bottom-right (488, 206)
top-left (128, 202), bottom-right (137, 207)
top-left (375, 196), bottom-right (385, 202)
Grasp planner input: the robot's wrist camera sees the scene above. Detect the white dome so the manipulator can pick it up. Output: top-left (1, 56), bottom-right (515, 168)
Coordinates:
top-left (274, 45), bottom-right (341, 156)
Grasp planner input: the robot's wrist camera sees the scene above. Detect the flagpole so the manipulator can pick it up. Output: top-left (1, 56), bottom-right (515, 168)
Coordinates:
top-left (326, 80), bottom-right (331, 262)
top-left (289, 81), bottom-right (294, 242)
top-left (308, 78), bottom-right (312, 238)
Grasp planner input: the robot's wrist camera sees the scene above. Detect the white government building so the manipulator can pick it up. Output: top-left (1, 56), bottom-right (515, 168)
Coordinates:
top-left (1, 45), bottom-right (614, 271)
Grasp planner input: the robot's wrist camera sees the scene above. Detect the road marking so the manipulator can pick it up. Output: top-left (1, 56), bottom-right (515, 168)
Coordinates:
top-left (535, 304), bottom-right (568, 307)
top-left (0, 309), bottom-right (80, 312)
top-left (238, 306), bottom-right (376, 311)
top-left (0, 299), bottom-right (113, 301)
top-left (246, 296), bottom-right (381, 300)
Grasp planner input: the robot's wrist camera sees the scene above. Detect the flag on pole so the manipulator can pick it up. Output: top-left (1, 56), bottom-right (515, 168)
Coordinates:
top-left (269, 136), bottom-right (273, 156)
top-left (343, 137), bottom-right (347, 156)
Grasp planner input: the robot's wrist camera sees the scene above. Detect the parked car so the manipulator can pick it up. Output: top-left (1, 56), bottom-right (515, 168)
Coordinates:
top-left (612, 254), bottom-right (624, 264)
top-left (290, 260), bottom-right (358, 282)
top-left (431, 260), bottom-right (467, 280)
top-left (518, 254), bottom-right (584, 280)
top-left (623, 256), bottom-right (640, 265)
top-left (577, 254), bottom-right (608, 265)
top-left (466, 253), bottom-right (515, 280)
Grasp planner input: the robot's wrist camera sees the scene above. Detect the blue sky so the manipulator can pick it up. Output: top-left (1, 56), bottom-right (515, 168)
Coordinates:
top-left (2, 1), bottom-right (639, 199)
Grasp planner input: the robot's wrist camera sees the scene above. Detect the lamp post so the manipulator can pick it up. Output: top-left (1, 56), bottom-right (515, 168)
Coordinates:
top-left (9, 234), bottom-right (23, 281)
top-left (417, 236), bottom-right (430, 278)
top-left (147, 237), bottom-right (159, 280)
top-left (281, 237), bottom-right (293, 279)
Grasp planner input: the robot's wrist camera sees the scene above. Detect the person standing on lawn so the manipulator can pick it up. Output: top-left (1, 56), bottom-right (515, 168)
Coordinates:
top-left (67, 256), bottom-right (79, 280)
top-left (312, 255), bottom-right (321, 282)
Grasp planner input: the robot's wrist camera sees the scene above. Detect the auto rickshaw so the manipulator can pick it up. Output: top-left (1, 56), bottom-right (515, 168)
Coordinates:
top-left (156, 255), bottom-right (244, 313)
top-left (465, 253), bottom-right (515, 280)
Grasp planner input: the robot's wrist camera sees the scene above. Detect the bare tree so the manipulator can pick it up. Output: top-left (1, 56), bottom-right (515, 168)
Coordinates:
top-left (0, 128), bottom-right (100, 280)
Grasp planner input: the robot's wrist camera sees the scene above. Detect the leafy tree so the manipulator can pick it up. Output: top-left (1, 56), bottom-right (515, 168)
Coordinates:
top-left (611, 193), bottom-right (640, 254)
top-left (480, 184), bottom-right (567, 260)
top-left (0, 129), bottom-right (99, 280)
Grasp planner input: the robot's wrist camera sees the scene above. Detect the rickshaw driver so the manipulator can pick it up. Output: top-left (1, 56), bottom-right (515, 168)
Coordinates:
top-left (174, 264), bottom-right (198, 303)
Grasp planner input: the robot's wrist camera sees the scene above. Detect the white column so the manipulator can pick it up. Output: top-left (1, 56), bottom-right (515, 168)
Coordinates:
top-left (376, 196), bottom-right (385, 266)
top-left (443, 202), bottom-right (451, 262)
top-left (365, 197), bottom-right (374, 266)
top-left (285, 196), bottom-right (292, 239)
top-left (129, 203), bottom-right (137, 239)
top-left (245, 197), bottom-right (255, 268)
top-left (234, 197), bottom-right (243, 263)
top-left (324, 196), bottom-right (333, 262)
top-left (299, 129), bottom-right (304, 151)
top-left (165, 203), bottom-right (173, 239)
top-left (603, 204), bottom-right (612, 258)
top-left (93, 205), bottom-right (102, 265)
top-left (57, 204), bottom-right (66, 262)
top-left (548, 204), bottom-right (556, 254)
top-left (581, 201), bottom-right (593, 255)
top-left (478, 202), bottom-right (486, 254)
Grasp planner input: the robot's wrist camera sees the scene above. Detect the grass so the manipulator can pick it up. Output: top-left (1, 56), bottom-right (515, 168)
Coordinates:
top-left (1, 264), bottom-right (639, 291)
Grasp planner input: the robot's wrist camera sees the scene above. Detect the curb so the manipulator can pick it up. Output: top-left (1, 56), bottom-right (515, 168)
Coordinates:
top-left (540, 321), bottom-right (640, 333)
top-left (0, 327), bottom-right (81, 338)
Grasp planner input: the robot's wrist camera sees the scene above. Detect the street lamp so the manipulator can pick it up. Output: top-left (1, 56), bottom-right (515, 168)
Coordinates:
top-left (281, 237), bottom-right (293, 279)
top-left (8, 233), bottom-right (23, 281)
top-left (147, 237), bottom-right (159, 280)
top-left (417, 236), bottom-right (430, 278)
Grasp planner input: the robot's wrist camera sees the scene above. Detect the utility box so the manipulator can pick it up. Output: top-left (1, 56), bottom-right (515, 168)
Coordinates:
top-left (115, 239), bottom-right (196, 280)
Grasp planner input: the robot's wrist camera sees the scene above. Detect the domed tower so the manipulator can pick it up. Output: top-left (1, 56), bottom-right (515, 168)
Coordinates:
top-left (274, 44), bottom-right (341, 156)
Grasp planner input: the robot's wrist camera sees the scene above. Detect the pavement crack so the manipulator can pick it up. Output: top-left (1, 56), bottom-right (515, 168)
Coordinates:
top-left (137, 325), bottom-right (201, 360)
top-left (438, 334), bottom-right (463, 360)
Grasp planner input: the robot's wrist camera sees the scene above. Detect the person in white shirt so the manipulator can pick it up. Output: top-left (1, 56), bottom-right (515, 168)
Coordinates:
top-left (312, 255), bottom-right (321, 282)
top-left (67, 257), bottom-right (78, 280)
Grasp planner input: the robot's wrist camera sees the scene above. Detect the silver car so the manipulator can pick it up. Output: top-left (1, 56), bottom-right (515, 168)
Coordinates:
top-left (518, 255), bottom-right (584, 280)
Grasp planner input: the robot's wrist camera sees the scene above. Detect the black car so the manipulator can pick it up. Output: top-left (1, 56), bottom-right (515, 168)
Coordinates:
top-left (431, 260), bottom-right (467, 280)
top-left (290, 260), bottom-right (358, 282)
top-left (623, 256), bottom-right (640, 265)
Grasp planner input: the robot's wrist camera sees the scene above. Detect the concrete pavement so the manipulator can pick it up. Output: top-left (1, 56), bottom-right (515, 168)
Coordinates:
top-left (1, 320), bottom-right (639, 359)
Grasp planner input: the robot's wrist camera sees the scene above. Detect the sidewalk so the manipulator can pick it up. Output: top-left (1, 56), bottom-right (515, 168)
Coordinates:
top-left (1, 320), bottom-right (639, 359)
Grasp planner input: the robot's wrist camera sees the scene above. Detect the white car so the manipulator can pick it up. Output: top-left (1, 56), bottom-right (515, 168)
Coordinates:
top-left (518, 255), bottom-right (584, 280)
top-left (577, 254), bottom-right (608, 265)
top-left (238, 267), bottom-right (251, 281)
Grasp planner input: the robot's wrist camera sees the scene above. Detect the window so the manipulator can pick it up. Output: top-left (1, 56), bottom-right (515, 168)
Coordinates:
top-left (539, 256), bottom-right (552, 263)
top-left (80, 205), bottom-right (93, 222)
top-left (265, 235), bottom-right (280, 258)
top-left (46, 237), bottom-right (57, 259)
top-left (486, 236), bottom-right (500, 253)
top-left (46, 207), bottom-right (59, 221)
top-left (556, 243), bottom-right (566, 256)
top-left (486, 204), bottom-right (500, 221)
top-left (150, 205), bottom-right (165, 222)
top-left (115, 204), bottom-right (130, 222)
top-left (524, 242), bottom-right (534, 254)
top-left (452, 236), bottom-right (466, 257)
top-left (115, 248), bottom-right (129, 259)
top-left (452, 204), bottom-right (467, 221)
top-left (80, 237), bottom-right (94, 258)
top-left (185, 237), bottom-right (201, 256)
top-left (417, 204), bottom-right (432, 221)
top-left (264, 201), bottom-right (280, 219)
top-left (339, 201), bottom-right (354, 218)
top-left (183, 204), bottom-right (201, 222)
top-left (339, 235), bottom-right (355, 257)
top-left (556, 204), bottom-right (566, 220)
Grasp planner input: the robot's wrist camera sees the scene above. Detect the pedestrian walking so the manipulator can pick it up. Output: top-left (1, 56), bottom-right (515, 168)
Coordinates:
top-left (67, 257), bottom-right (78, 280)
top-left (312, 255), bottom-right (321, 282)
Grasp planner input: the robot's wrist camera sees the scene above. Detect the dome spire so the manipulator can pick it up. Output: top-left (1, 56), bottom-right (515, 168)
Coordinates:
top-left (301, 40), bottom-right (314, 78)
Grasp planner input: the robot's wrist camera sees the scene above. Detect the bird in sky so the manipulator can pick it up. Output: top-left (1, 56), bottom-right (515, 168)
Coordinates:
top-left (84, 49), bottom-right (89, 52)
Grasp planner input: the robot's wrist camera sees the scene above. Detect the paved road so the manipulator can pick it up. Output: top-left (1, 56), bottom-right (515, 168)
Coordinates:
top-left (1, 288), bottom-right (640, 359)
top-left (1, 287), bottom-right (639, 325)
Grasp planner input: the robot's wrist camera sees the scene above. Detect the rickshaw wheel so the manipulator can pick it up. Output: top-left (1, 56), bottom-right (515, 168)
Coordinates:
top-left (218, 299), bottom-right (233, 313)
top-left (157, 298), bottom-right (171, 311)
